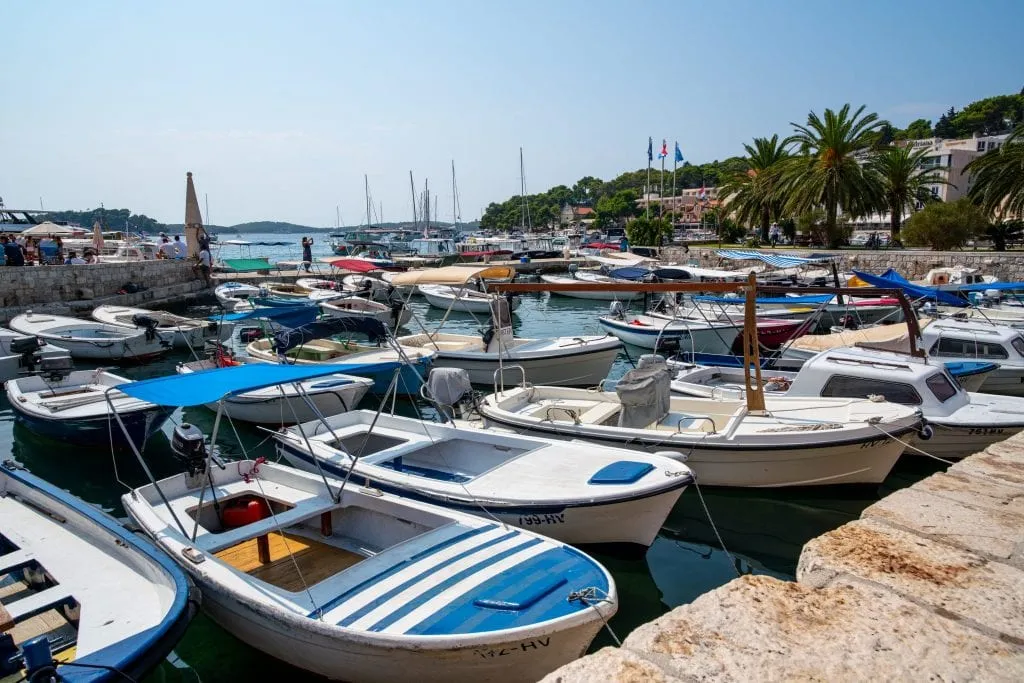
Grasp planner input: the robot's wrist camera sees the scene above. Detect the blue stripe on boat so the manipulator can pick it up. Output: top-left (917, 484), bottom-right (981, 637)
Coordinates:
top-left (336, 529), bottom-right (521, 627)
top-left (309, 522), bottom-right (496, 618)
top-left (407, 545), bottom-right (608, 635)
top-left (366, 537), bottom-right (545, 632)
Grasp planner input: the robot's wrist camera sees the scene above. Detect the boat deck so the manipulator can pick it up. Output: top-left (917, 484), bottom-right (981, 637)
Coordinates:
top-left (215, 531), bottom-right (364, 592)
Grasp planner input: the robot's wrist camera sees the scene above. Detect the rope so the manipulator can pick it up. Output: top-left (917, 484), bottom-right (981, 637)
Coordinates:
top-left (869, 422), bottom-right (954, 465)
top-left (691, 474), bottom-right (741, 578)
top-left (567, 586), bottom-right (621, 647)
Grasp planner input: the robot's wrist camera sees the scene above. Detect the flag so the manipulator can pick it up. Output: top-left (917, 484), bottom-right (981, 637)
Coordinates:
top-left (674, 142), bottom-right (684, 164)
top-left (658, 139), bottom-right (668, 159)
top-left (647, 137), bottom-right (653, 163)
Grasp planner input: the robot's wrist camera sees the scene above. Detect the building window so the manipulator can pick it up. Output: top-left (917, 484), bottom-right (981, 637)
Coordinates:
top-left (988, 141), bottom-right (996, 150)
top-left (931, 186), bottom-right (939, 197)
top-left (977, 141), bottom-right (986, 151)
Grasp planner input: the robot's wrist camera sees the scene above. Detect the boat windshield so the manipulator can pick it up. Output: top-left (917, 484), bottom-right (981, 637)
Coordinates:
top-left (925, 372), bottom-right (959, 403)
top-left (1013, 336), bottom-right (1024, 357)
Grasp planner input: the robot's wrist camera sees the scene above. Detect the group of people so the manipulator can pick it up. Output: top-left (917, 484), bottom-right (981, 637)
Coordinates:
top-left (157, 234), bottom-right (187, 259)
top-left (1, 233), bottom-right (99, 266)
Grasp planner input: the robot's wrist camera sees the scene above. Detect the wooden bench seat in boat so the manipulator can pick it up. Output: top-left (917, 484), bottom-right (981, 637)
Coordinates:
top-left (578, 402), bottom-right (622, 425)
top-left (214, 531), bottom-right (364, 592)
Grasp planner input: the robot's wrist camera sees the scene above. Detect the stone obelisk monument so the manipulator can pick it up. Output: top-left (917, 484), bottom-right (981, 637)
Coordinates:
top-left (184, 171), bottom-right (206, 258)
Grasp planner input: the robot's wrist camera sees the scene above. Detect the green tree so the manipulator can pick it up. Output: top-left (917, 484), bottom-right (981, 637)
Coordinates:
top-left (934, 107), bottom-right (958, 138)
top-left (903, 118), bottom-right (934, 140)
top-left (719, 134), bottom-right (794, 242)
top-left (966, 123), bottom-right (1024, 219)
top-left (778, 104), bottom-right (885, 248)
top-left (869, 145), bottom-right (950, 240)
top-left (985, 220), bottom-right (1024, 252)
top-left (625, 215), bottom-right (672, 246)
top-left (593, 189), bottom-right (639, 229)
top-left (901, 199), bottom-right (988, 250)
top-left (951, 94), bottom-right (1024, 137)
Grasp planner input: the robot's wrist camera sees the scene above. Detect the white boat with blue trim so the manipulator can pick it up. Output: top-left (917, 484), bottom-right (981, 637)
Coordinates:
top-left (275, 410), bottom-right (692, 545)
top-left (91, 305), bottom-right (213, 350)
top-left (9, 313), bottom-right (174, 362)
top-left (1, 460), bottom-right (197, 681)
top-left (118, 364), bottom-right (619, 683)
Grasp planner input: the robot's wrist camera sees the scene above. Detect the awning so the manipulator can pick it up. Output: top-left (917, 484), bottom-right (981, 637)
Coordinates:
top-left (211, 305), bottom-right (318, 327)
top-left (117, 362), bottom-right (401, 407)
top-left (389, 265), bottom-right (515, 286)
top-left (716, 250), bottom-right (836, 269)
top-left (608, 267), bottom-right (652, 281)
top-left (20, 222), bottom-right (85, 237)
top-left (852, 270), bottom-right (965, 306)
top-left (328, 258), bottom-right (380, 272)
top-left (273, 318), bottom-right (387, 354)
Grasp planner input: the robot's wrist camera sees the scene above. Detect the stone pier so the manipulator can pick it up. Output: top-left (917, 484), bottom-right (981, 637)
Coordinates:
top-left (542, 435), bottom-right (1024, 681)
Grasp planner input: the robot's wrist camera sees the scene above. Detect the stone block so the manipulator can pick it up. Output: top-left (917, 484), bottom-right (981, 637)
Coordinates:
top-left (862, 479), bottom-right (1024, 566)
top-left (799, 518), bottom-right (1024, 644)
top-left (539, 647), bottom-right (678, 683)
top-left (914, 470), bottom-right (1024, 517)
top-left (951, 438), bottom-right (1024, 487)
top-left (620, 575), bottom-right (1023, 681)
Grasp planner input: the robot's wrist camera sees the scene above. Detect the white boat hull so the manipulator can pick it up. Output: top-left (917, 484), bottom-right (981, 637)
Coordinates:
top-left (978, 368), bottom-right (1024, 396)
top-left (9, 314), bottom-right (173, 361)
top-left (538, 275), bottom-right (641, 301)
top-left (912, 423), bottom-right (1024, 460)
top-left (197, 586), bottom-right (601, 683)
top-left (420, 287), bottom-right (521, 315)
top-left (598, 316), bottom-right (738, 352)
top-left (429, 343), bottom-right (621, 387)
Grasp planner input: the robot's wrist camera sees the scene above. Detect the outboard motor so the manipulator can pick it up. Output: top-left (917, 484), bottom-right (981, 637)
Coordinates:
top-left (38, 355), bottom-right (73, 382)
top-left (389, 299), bottom-right (405, 326)
top-left (10, 335), bottom-right (46, 374)
top-left (608, 300), bottom-right (626, 319)
top-left (171, 423), bottom-right (223, 485)
top-left (131, 314), bottom-right (161, 342)
top-left (423, 368), bottom-right (474, 421)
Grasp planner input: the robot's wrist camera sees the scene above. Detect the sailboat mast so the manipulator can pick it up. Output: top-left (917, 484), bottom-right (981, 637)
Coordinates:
top-left (519, 147), bottom-right (526, 232)
top-left (409, 171), bottom-right (418, 227)
top-left (424, 178), bottom-right (430, 231)
top-left (451, 160), bottom-right (458, 231)
top-left (364, 175), bottom-right (371, 228)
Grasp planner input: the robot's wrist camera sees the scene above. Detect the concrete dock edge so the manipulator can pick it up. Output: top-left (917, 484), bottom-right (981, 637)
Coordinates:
top-left (541, 434), bottom-right (1024, 681)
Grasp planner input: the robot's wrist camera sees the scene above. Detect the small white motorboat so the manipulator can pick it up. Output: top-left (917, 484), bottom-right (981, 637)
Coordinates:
top-left (177, 358), bottom-right (374, 424)
top-left (419, 284), bottom-right (521, 315)
top-left (0, 328), bottom-right (70, 383)
top-left (9, 312), bottom-right (173, 362)
top-left (670, 345), bottom-right (1024, 460)
top-left (296, 277), bottom-right (341, 291)
top-left (92, 304), bottom-right (212, 350)
top-left (215, 281), bottom-right (262, 310)
top-left (321, 296), bottom-right (413, 328)
top-left (262, 282), bottom-right (345, 302)
top-left (118, 365), bottom-right (619, 683)
top-left (539, 274), bottom-right (641, 301)
top-left (276, 410), bottom-right (692, 546)
top-left (396, 329), bottom-right (621, 386)
top-left (0, 461), bottom-right (197, 681)
top-left (470, 358), bottom-right (922, 487)
top-left (598, 310), bottom-right (742, 352)
top-left (5, 367), bottom-right (172, 444)
top-left (341, 273), bottom-right (394, 300)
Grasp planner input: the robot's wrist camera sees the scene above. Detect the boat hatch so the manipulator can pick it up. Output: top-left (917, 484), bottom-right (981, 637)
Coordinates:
top-left (526, 400), bottom-right (621, 426)
top-left (331, 432), bottom-right (408, 456)
top-left (588, 461), bottom-right (655, 485)
top-left (0, 544), bottom-right (80, 658)
top-left (373, 438), bottom-right (530, 482)
top-left (187, 493), bottom-right (295, 534)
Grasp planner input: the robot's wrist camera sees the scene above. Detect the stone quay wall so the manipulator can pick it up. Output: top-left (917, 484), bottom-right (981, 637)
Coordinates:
top-left (659, 246), bottom-right (1024, 282)
top-left (0, 260), bottom-right (207, 323)
top-left (542, 434), bottom-right (1024, 681)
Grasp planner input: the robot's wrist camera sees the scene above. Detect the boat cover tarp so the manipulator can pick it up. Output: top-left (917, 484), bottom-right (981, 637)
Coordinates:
top-left (212, 305), bottom-right (318, 326)
top-left (328, 258), bottom-right (380, 272)
top-left (852, 270), bottom-right (965, 306)
top-left (950, 281), bottom-right (1024, 292)
top-left (787, 318), bottom-right (934, 354)
top-left (585, 253), bottom-right (657, 267)
top-left (615, 358), bottom-right (671, 429)
top-left (608, 267), bottom-right (652, 281)
top-left (274, 318), bottom-right (387, 354)
top-left (694, 294), bottom-right (832, 305)
top-left (119, 362), bottom-right (401, 406)
top-left (389, 265), bottom-right (515, 286)
top-left (220, 258), bottom-right (272, 272)
top-left (716, 250), bottom-right (835, 269)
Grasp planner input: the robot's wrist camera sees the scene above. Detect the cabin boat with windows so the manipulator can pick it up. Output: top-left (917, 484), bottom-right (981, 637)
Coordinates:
top-left (671, 346), bottom-right (1024, 459)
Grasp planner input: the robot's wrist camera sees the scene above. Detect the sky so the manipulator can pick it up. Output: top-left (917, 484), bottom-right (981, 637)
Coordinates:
top-left (3, 0), bottom-right (1022, 227)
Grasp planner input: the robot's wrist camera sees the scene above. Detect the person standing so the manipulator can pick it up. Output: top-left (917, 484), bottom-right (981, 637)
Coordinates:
top-left (301, 237), bottom-right (313, 272)
top-left (172, 235), bottom-right (185, 259)
top-left (194, 243), bottom-right (213, 286)
top-left (2, 235), bottom-right (25, 266)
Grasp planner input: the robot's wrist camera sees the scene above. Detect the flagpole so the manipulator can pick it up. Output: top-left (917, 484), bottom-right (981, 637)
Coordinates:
top-left (659, 152), bottom-right (665, 219)
top-left (672, 142), bottom-right (678, 210)
top-left (646, 137), bottom-right (652, 220)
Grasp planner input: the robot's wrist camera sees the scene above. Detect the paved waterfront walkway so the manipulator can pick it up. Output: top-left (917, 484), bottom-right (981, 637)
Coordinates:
top-left (543, 436), bottom-right (1024, 681)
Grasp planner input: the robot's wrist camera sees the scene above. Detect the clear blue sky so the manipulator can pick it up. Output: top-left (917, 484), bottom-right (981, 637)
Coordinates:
top-left (3, 0), bottom-right (1021, 227)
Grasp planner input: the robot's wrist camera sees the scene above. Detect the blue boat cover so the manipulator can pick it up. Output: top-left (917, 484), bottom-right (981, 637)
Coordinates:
top-left (274, 318), bottom-right (387, 354)
top-left (212, 305), bottom-right (319, 328)
top-left (588, 461), bottom-right (655, 484)
top-left (118, 362), bottom-right (401, 406)
top-left (651, 267), bottom-right (693, 280)
top-left (716, 250), bottom-right (835, 268)
top-left (943, 360), bottom-right (998, 377)
top-left (693, 294), bottom-right (832, 305)
top-left (951, 281), bottom-right (1024, 292)
top-left (852, 270), bottom-right (965, 306)
top-left (608, 267), bottom-right (652, 281)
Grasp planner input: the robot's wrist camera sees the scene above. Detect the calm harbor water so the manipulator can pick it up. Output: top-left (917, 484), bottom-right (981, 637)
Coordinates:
top-left (1, 235), bottom-right (946, 681)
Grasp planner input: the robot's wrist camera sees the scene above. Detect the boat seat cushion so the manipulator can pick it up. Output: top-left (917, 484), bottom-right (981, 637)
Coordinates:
top-left (588, 461), bottom-right (655, 485)
top-left (655, 411), bottom-right (717, 432)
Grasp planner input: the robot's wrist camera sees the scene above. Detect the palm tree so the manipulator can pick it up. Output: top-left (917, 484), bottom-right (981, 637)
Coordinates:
top-left (870, 145), bottom-right (951, 241)
top-left (967, 123), bottom-right (1024, 219)
top-left (778, 104), bottom-right (886, 248)
top-left (718, 134), bottom-right (795, 242)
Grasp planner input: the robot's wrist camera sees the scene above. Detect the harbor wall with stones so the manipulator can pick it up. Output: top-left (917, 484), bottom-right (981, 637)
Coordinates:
top-left (0, 260), bottom-right (207, 323)
top-left (542, 434), bottom-right (1024, 682)
top-left (660, 246), bottom-right (1024, 281)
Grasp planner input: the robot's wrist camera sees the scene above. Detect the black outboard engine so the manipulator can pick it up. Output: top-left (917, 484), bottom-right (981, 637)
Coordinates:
top-left (171, 423), bottom-right (223, 481)
top-left (131, 314), bottom-right (161, 342)
top-left (38, 355), bottom-right (74, 382)
top-left (10, 336), bottom-right (46, 374)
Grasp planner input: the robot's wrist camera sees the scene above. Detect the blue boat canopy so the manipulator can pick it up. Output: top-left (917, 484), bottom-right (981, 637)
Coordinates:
top-left (693, 294), bottom-right (832, 305)
top-left (716, 250), bottom-right (835, 269)
top-left (607, 267), bottom-right (652, 281)
top-left (852, 270), bottom-right (965, 306)
top-left (212, 305), bottom-right (317, 323)
top-left (118, 362), bottom-right (402, 406)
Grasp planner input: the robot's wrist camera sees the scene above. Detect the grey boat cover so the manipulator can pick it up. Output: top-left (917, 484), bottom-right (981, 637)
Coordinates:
top-left (615, 358), bottom-right (671, 429)
top-left (425, 367), bottom-right (473, 416)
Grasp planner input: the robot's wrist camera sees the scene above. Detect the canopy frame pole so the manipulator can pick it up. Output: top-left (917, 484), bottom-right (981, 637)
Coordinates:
top-left (284, 381), bottom-right (345, 503)
top-left (742, 273), bottom-right (766, 414)
top-left (105, 389), bottom-right (189, 538)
